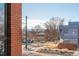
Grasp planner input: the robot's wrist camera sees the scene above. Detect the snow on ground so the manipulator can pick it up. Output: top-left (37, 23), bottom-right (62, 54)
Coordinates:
top-left (22, 44), bottom-right (79, 56)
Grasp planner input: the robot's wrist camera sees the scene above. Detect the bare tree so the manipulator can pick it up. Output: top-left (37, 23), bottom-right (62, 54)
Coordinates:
top-left (33, 25), bottom-right (43, 47)
top-left (44, 17), bottom-right (64, 42)
top-left (45, 17), bottom-right (64, 30)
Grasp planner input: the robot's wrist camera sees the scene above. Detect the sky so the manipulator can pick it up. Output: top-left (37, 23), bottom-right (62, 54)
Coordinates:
top-left (22, 3), bottom-right (79, 29)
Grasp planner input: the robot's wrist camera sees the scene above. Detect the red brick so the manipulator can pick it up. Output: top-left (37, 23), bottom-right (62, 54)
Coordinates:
top-left (6, 3), bottom-right (22, 56)
top-left (58, 43), bottom-right (77, 50)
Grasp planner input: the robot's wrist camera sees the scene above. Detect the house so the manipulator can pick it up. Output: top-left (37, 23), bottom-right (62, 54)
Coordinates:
top-left (59, 22), bottom-right (79, 46)
top-left (27, 28), bottom-right (60, 42)
top-left (27, 29), bottom-right (46, 42)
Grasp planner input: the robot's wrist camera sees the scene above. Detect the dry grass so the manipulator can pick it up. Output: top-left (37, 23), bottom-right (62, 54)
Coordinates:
top-left (43, 42), bottom-right (59, 49)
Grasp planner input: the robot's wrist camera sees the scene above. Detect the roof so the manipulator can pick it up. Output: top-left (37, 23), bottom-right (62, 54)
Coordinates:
top-left (59, 22), bottom-right (79, 29)
top-left (69, 22), bottom-right (79, 26)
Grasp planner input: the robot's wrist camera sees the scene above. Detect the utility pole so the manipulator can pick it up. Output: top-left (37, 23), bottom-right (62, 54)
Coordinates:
top-left (25, 16), bottom-right (27, 49)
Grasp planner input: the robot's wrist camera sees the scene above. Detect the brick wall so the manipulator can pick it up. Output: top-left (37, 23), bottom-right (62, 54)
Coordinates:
top-left (6, 3), bottom-right (22, 56)
top-left (58, 43), bottom-right (77, 50)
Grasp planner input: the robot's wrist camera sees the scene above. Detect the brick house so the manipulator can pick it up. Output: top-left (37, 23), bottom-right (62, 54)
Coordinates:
top-left (27, 29), bottom-right (45, 42)
top-left (6, 3), bottom-right (22, 56)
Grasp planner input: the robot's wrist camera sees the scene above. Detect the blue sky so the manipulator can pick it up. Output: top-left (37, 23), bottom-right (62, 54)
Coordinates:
top-left (22, 3), bottom-right (79, 29)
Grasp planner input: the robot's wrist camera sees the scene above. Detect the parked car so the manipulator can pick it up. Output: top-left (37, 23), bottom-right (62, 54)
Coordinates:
top-left (22, 39), bottom-right (34, 44)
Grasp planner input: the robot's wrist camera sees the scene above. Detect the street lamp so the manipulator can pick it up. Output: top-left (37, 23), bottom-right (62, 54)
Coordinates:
top-left (25, 16), bottom-right (27, 49)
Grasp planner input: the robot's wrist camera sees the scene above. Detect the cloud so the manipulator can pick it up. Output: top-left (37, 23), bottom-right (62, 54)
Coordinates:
top-left (22, 19), bottom-right (48, 29)
top-left (27, 19), bottom-right (47, 29)
top-left (22, 18), bottom-right (75, 29)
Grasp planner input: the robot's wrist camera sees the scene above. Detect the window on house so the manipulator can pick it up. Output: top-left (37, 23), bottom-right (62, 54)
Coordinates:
top-left (64, 29), bottom-right (68, 33)
top-left (73, 29), bottom-right (77, 36)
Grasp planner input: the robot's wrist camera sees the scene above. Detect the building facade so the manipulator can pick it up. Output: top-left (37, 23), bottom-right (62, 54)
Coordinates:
top-left (6, 3), bottom-right (22, 56)
top-left (59, 22), bottom-right (79, 45)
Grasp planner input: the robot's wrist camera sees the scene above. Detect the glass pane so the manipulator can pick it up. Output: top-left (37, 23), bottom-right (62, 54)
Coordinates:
top-left (0, 3), bottom-right (4, 56)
